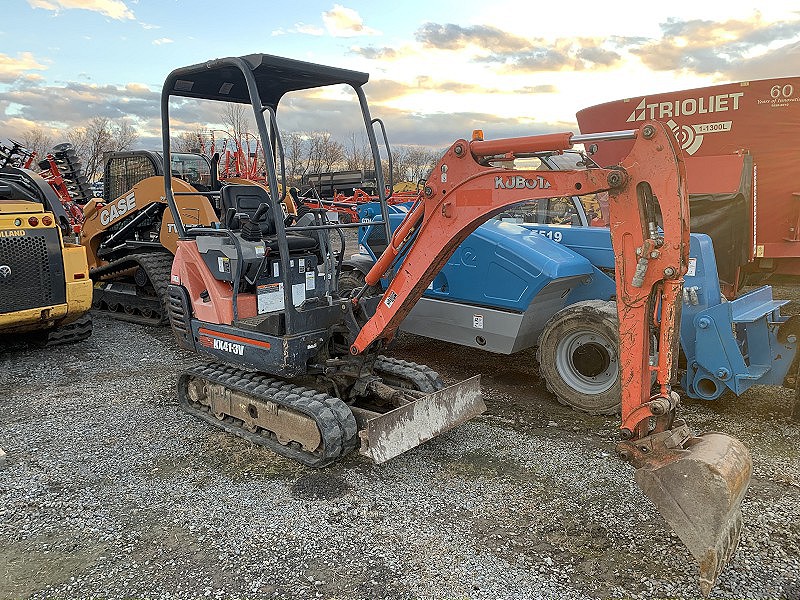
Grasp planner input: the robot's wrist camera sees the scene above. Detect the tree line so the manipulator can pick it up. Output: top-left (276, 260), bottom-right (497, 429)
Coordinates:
top-left (18, 106), bottom-right (440, 190)
top-left (21, 117), bottom-right (138, 181)
top-left (172, 128), bottom-right (441, 191)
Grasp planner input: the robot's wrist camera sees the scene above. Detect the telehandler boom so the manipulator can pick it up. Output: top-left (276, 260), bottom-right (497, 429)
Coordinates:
top-left (160, 54), bottom-right (750, 595)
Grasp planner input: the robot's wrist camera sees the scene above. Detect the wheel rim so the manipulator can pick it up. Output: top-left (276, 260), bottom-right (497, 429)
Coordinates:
top-left (555, 330), bottom-right (617, 394)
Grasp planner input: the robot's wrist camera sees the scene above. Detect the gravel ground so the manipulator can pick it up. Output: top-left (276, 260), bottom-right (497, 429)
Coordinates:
top-left (1, 292), bottom-right (799, 599)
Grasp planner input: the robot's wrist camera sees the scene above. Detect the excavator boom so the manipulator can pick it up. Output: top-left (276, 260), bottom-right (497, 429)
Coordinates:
top-left (352, 121), bottom-right (751, 595)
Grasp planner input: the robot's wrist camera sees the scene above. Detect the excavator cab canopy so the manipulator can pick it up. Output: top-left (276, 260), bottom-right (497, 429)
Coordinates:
top-left (162, 53), bottom-right (370, 108)
top-left (160, 53), bottom-right (391, 332)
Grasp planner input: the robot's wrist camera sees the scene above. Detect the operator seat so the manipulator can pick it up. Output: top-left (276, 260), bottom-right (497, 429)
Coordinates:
top-left (220, 184), bottom-right (317, 254)
top-left (220, 184), bottom-right (275, 233)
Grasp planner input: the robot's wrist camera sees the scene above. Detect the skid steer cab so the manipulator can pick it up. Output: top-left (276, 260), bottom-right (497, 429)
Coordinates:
top-left (158, 53), bottom-right (750, 595)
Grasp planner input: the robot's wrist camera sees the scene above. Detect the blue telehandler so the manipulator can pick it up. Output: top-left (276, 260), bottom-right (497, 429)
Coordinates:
top-left (343, 149), bottom-right (798, 415)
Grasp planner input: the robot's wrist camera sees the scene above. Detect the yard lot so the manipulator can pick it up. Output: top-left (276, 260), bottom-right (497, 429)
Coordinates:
top-left (1, 309), bottom-right (798, 600)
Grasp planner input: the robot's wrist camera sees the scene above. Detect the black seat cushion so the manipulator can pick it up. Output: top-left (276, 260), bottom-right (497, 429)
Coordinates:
top-left (220, 184), bottom-right (275, 235)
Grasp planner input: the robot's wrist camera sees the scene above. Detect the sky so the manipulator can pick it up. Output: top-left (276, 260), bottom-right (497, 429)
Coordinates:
top-left (2, 0), bottom-right (800, 150)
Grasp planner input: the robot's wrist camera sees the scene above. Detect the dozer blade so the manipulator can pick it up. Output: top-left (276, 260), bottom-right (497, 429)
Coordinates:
top-left (359, 375), bottom-right (485, 464)
top-left (623, 428), bottom-right (752, 596)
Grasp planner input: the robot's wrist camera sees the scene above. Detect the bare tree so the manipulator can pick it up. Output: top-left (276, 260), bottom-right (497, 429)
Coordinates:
top-left (20, 127), bottom-right (54, 161)
top-left (284, 132), bottom-right (306, 186)
top-left (405, 146), bottom-right (439, 184)
top-left (220, 104), bottom-right (252, 141)
top-left (67, 117), bottom-right (140, 181)
top-left (111, 120), bottom-right (138, 153)
top-left (172, 130), bottom-right (204, 153)
top-left (343, 132), bottom-right (372, 173)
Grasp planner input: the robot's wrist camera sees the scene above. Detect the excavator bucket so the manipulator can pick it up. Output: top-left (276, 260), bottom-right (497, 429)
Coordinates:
top-left (359, 375), bottom-right (485, 464)
top-left (630, 431), bottom-right (752, 596)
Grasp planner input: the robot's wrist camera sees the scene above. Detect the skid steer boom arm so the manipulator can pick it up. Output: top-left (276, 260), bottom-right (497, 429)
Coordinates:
top-left (352, 121), bottom-right (751, 596)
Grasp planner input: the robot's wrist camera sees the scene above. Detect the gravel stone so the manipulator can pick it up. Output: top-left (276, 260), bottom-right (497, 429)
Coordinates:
top-left (1, 287), bottom-right (799, 599)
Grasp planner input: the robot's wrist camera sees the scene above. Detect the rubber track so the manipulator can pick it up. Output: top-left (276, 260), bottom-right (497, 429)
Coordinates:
top-left (179, 361), bottom-right (359, 468)
top-left (134, 253), bottom-right (173, 324)
top-left (92, 252), bottom-right (173, 325)
top-left (43, 313), bottom-right (92, 346)
top-left (374, 355), bottom-right (445, 393)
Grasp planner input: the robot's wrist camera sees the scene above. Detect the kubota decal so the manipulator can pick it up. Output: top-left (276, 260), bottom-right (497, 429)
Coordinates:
top-left (494, 175), bottom-right (551, 190)
top-left (100, 192), bottom-right (136, 225)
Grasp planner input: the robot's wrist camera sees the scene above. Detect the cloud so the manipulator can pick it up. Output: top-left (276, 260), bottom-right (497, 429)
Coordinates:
top-left (152, 37), bottom-right (173, 45)
top-left (514, 85), bottom-right (559, 95)
top-left (0, 52), bottom-right (47, 84)
top-left (351, 45), bottom-right (398, 60)
top-left (631, 15), bottom-right (800, 75)
top-left (271, 23), bottom-right (325, 36)
top-left (0, 80), bottom-right (160, 132)
top-left (414, 22), bottom-right (622, 73)
top-left (416, 23), bottom-right (529, 53)
top-left (322, 4), bottom-right (379, 37)
top-left (295, 23), bottom-right (325, 35)
top-left (27, 0), bottom-right (134, 20)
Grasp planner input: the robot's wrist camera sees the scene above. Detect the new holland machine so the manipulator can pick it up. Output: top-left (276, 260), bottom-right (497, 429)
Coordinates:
top-left (159, 54), bottom-right (750, 595)
top-left (0, 166), bottom-right (92, 345)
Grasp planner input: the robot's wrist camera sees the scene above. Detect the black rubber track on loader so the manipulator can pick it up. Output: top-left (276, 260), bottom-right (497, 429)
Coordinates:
top-left (91, 252), bottom-right (174, 325)
top-left (39, 313), bottom-right (93, 347)
top-left (178, 361), bottom-right (359, 468)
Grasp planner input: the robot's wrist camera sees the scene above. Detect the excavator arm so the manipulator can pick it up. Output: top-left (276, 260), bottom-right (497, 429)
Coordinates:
top-left (352, 121), bottom-right (751, 596)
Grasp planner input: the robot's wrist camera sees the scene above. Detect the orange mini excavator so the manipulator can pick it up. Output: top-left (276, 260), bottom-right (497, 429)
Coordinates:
top-left (160, 54), bottom-right (750, 595)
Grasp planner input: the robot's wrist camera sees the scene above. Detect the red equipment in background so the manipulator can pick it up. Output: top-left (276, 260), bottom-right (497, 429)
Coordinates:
top-left (1, 140), bottom-right (90, 230)
top-left (300, 187), bottom-right (421, 223)
top-left (0, 139), bottom-right (36, 169)
top-left (577, 76), bottom-right (800, 290)
top-left (199, 131), bottom-right (264, 182)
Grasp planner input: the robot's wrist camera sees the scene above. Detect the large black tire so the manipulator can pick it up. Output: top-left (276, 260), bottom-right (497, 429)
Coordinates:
top-left (536, 300), bottom-right (621, 415)
top-left (338, 269), bottom-right (381, 298)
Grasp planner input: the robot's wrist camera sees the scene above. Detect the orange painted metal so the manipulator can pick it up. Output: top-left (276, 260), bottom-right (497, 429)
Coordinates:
top-left (354, 121), bottom-right (689, 440)
top-left (608, 123), bottom-right (689, 436)
top-left (470, 132), bottom-right (574, 157)
top-left (172, 239), bottom-right (258, 324)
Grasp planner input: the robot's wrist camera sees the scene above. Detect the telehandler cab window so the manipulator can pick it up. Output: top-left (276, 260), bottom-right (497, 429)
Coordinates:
top-left (496, 197), bottom-right (579, 225)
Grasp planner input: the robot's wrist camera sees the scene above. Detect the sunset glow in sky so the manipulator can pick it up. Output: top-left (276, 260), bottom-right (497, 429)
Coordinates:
top-left (3, 0), bottom-right (799, 148)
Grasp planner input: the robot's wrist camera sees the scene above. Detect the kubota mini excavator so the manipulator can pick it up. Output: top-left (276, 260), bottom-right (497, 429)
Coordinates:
top-left (160, 54), bottom-right (751, 595)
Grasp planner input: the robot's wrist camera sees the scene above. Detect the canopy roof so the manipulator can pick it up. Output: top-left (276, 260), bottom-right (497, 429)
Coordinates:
top-left (163, 53), bottom-right (370, 107)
